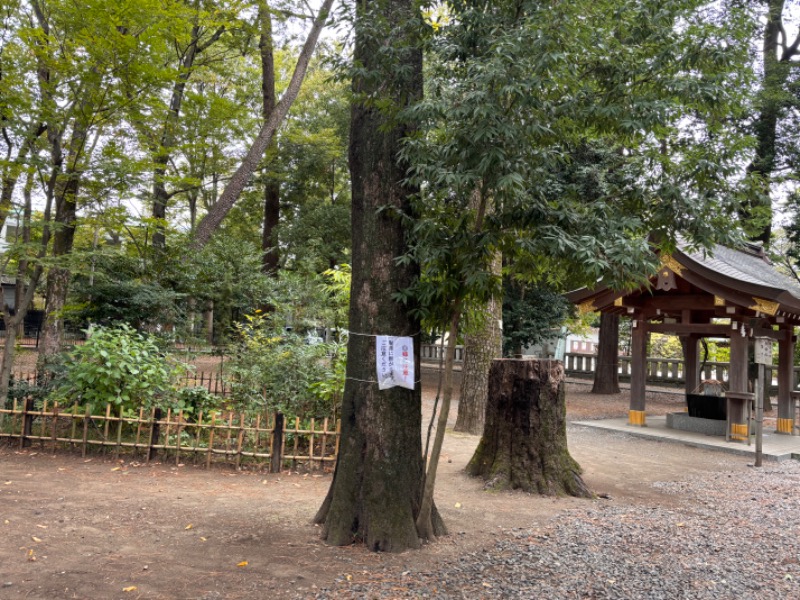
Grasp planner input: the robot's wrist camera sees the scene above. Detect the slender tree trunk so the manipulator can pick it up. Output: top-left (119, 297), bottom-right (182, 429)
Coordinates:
top-left (1, 172), bottom-right (44, 406)
top-left (740, 0), bottom-right (796, 245)
top-left (416, 310), bottom-right (458, 540)
top-left (151, 23), bottom-right (226, 250)
top-left (467, 359), bottom-right (591, 497)
top-left (38, 100), bottom-right (93, 367)
top-left (454, 256), bottom-right (502, 434)
top-left (191, 0), bottom-right (334, 249)
top-left (259, 1), bottom-right (281, 275)
top-left (591, 312), bottom-right (620, 394)
top-left (314, 0), bottom-right (444, 552)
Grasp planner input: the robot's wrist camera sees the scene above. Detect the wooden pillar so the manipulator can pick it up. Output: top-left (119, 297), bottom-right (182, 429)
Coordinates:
top-left (728, 328), bottom-right (749, 440)
top-left (776, 325), bottom-right (795, 434)
top-left (629, 318), bottom-right (647, 425)
top-left (683, 334), bottom-right (699, 395)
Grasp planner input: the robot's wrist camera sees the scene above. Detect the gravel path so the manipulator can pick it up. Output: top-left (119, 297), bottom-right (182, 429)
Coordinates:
top-left (312, 458), bottom-right (800, 599)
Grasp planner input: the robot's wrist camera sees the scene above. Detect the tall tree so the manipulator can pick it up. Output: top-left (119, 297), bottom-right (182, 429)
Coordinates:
top-left (149, 2), bottom-right (227, 250)
top-left (191, 0), bottom-right (335, 248)
top-left (739, 0), bottom-right (799, 245)
top-left (314, 0), bottom-right (445, 552)
top-left (259, 0), bottom-right (281, 274)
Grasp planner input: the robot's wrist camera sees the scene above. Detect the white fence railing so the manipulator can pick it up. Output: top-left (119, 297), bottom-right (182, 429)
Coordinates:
top-left (418, 344), bottom-right (789, 392)
top-left (563, 352), bottom-right (788, 392)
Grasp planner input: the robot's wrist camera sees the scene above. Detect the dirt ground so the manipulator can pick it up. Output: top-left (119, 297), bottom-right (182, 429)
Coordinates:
top-left (0, 373), bottom-right (758, 600)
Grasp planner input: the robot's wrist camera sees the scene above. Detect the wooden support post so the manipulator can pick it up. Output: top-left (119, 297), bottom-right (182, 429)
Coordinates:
top-left (629, 319), bottom-right (647, 426)
top-left (270, 412), bottom-right (284, 474)
top-left (777, 326), bottom-right (795, 434)
top-left (683, 335), bottom-right (699, 395)
top-left (728, 330), bottom-right (749, 440)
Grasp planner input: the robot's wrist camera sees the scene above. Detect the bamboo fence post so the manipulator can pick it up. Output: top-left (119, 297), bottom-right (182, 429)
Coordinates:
top-left (308, 418), bottom-right (315, 468)
top-left (135, 408), bottom-right (144, 457)
top-left (163, 408), bottom-right (172, 456)
top-left (224, 412), bottom-right (234, 457)
top-left (38, 399), bottom-right (48, 450)
top-left (292, 417), bottom-right (299, 468)
top-left (335, 419), bottom-right (341, 457)
top-left (193, 411), bottom-right (204, 465)
top-left (81, 405), bottom-right (91, 457)
top-left (175, 410), bottom-right (183, 465)
top-left (235, 411), bottom-right (245, 469)
top-left (70, 403), bottom-right (78, 450)
top-left (206, 412), bottom-right (216, 469)
top-left (270, 412), bottom-right (284, 474)
top-left (11, 399), bottom-right (18, 438)
top-left (102, 403), bottom-right (111, 455)
top-left (115, 406), bottom-right (124, 460)
top-left (20, 396), bottom-right (34, 449)
top-left (51, 402), bottom-right (59, 453)
top-left (321, 417), bottom-right (328, 469)
top-left (253, 414), bottom-right (261, 453)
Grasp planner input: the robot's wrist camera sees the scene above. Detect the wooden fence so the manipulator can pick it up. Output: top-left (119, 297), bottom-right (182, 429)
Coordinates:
top-left (0, 399), bottom-right (340, 471)
top-left (10, 370), bottom-right (229, 395)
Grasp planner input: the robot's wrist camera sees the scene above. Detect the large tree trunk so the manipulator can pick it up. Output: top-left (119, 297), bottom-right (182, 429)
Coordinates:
top-left (314, 0), bottom-right (444, 552)
top-left (467, 359), bottom-right (591, 497)
top-left (455, 276), bottom-right (502, 434)
top-left (591, 312), bottom-right (620, 394)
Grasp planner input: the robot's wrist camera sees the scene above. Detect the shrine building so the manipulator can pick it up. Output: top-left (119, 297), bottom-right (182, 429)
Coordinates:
top-left (566, 241), bottom-right (800, 440)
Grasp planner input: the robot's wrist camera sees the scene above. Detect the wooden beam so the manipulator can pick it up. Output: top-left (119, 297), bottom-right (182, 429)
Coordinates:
top-left (647, 323), bottom-right (733, 335)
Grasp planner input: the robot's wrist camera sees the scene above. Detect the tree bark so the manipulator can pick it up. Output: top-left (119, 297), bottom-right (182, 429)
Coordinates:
top-left (314, 0), bottom-right (444, 552)
top-left (259, 1), bottom-right (281, 275)
top-left (591, 312), bottom-right (620, 394)
top-left (467, 359), bottom-right (591, 497)
top-left (454, 268), bottom-right (502, 434)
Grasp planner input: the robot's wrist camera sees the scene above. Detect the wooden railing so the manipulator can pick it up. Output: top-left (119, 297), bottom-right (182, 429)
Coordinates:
top-left (0, 399), bottom-right (339, 471)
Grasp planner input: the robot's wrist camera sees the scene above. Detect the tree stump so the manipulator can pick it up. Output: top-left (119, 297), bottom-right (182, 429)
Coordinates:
top-left (466, 359), bottom-right (591, 497)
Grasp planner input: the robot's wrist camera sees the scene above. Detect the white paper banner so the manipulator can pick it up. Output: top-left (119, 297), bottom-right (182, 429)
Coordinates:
top-left (376, 335), bottom-right (415, 390)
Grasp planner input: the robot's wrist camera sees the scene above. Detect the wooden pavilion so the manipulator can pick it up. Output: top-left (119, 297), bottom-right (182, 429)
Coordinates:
top-left (566, 241), bottom-right (800, 439)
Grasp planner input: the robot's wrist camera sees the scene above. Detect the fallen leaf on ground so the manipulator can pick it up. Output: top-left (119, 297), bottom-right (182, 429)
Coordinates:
top-left (454, 502), bottom-right (462, 509)
top-left (31, 536), bottom-right (42, 543)
top-left (237, 561), bottom-right (248, 567)
top-left (122, 586), bottom-right (137, 592)
top-left (185, 524), bottom-right (193, 530)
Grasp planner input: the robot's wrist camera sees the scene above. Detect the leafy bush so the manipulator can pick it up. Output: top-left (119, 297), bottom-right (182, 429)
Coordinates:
top-left (226, 313), bottom-right (336, 419)
top-left (58, 324), bottom-right (188, 412)
top-left (173, 386), bottom-right (222, 417)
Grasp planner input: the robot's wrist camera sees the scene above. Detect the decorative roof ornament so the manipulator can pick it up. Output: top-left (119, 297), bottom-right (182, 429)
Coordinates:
top-left (749, 297), bottom-right (779, 317)
top-left (659, 253), bottom-right (685, 276)
top-left (577, 299), bottom-right (596, 315)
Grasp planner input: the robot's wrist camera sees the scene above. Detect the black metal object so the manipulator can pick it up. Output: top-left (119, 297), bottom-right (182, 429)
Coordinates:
top-left (686, 393), bottom-right (727, 420)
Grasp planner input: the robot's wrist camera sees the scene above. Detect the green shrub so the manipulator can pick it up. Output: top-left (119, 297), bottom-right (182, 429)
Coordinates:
top-left (226, 313), bottom-right (335, 419)
top-left (58, 324), bottom-right (188, 413)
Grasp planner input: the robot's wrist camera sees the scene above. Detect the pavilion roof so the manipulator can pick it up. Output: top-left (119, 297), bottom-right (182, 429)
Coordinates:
top-left (566, 240), bottom-right (800, 321)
